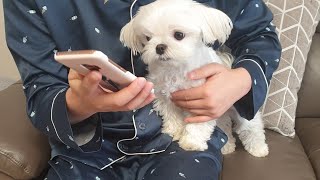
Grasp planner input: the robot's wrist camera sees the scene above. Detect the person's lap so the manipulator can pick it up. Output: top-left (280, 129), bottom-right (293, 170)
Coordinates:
top-left (45, 142), bottom-right (222, 180)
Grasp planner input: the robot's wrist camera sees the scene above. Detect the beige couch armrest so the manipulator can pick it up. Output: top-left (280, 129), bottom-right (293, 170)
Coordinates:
top-left (0, 82), bottom-right (50, 179)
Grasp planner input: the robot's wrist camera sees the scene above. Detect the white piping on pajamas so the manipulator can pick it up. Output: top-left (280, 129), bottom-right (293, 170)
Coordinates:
top-left (234, 59), bottom-right (269, 89)
top-left (50, 88), bottom-right (67, 144)
top-left (116, 114), bottom-right (166, 156)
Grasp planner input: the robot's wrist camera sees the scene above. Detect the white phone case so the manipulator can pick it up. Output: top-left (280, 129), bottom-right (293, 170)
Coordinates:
top-left (54, 50), bottom-right (137, 92)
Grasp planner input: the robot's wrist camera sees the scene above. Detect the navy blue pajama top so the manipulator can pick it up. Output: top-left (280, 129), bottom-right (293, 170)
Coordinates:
top-left (3, 0), bottom-right (281, 170)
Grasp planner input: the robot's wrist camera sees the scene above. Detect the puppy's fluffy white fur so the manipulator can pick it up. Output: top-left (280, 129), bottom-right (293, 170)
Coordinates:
top-left (120, 0), bottom-right (269, 157)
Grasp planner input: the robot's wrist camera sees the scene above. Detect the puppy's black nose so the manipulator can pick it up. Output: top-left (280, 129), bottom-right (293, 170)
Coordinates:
top-left (156, 44), bottom-right (167, 55)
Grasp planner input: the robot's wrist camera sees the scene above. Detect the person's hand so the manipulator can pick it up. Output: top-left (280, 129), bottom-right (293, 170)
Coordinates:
top-left (171, 63), bottom-right (252, 123)
top-left (66, 69), bottom-right (155, 124)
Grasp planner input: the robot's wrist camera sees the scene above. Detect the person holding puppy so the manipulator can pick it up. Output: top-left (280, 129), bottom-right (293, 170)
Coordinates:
top-left (4, 0), bottom-right (281, 179)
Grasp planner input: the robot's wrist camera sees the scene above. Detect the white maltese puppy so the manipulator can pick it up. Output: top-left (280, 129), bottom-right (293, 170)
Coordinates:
top-left (120, 0), bottom-right (269, 157)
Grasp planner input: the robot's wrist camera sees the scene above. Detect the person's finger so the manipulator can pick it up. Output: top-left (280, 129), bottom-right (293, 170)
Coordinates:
top-left (68, 69), bottom-right (84, 80)
top-left (173, 99), bottom-right (205, 109)
top-left (184, 115), bottom-right (215, 123)
top-left (184, 109), bottom-right (211, 116)
top-left (124, 81), bottom-right (154, 110)
top-left (171, 86), bottom-right (204, 101)
top-left (136, 93), bottom-right (156, 109)
top-left (188, 63), bottom-right (225, 80)
top-left (81, 71), bottom-right (102, 95)
top-left (100, 77), bottom-right (146, 107)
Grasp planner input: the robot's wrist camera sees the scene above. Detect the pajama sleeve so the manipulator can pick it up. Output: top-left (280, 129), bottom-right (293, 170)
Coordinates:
top-left (3, 0), bottom-right (102, 152)
top-left (224, 0), bottom-right (282, 119)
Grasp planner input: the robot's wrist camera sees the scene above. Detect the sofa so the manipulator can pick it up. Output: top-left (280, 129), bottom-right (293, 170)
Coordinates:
top-left (0, 10), bottom-right (319, 180)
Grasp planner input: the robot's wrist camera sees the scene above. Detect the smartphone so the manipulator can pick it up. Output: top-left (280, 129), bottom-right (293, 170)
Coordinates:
top-left (54, 50), bottom-right (137, 92)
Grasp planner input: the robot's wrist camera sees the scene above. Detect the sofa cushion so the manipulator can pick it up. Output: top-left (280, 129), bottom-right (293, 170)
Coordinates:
top-left (295, 118), bottom-right (320, 179)
top-left (296, 33), bottom-right (320, 118)
top-left (221, 130), bottom-right (316, 180)
top-left (0, 82), bottom-right (51, 179)
top-left (261, 0), bottom-right (320, 137)
top-left (0, 172), bottom-right (14, 180)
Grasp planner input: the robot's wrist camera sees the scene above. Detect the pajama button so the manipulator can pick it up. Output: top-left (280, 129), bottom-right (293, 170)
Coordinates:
top-left (120, 144), bottom-right (128, 151)
top-left (139, 123), bottom-right (146, 130)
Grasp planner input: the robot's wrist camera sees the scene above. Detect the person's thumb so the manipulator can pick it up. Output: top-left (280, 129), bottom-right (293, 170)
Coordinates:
top-left (109, 77), bottom-right (146, 104)
top-left (81, 71), bottom-right (102, 95)
top-left (188, 63), bottom-right (225, 80)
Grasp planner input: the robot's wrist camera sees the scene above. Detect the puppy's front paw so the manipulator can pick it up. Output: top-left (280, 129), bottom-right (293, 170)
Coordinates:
top-left (245, 142), bottom-right (269, 157)
top-left (178, 136), bottom-right (208, 151)
top-left (221, 141), bottom-right (236, 155)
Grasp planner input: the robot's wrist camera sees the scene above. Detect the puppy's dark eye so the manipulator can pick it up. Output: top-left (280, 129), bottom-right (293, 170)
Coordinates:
top-left (146, 36), bottom-right (151, 41)
top-left (174, 32), bottom-right (185, 40)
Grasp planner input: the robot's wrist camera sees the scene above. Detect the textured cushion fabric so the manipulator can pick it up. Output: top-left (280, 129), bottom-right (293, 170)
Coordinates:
top-left (295, 118), bottom-right (320, 180)
top-left (0, 172), bottom-right (14, 180)
top-left (221, 130), bottom-right (316, 180)
top-left (0, 82), bottom-right (51, 179)
top-left (296, 33), bottom-right (320, 118)
top-left (261, 0), bottom-right (320, 137)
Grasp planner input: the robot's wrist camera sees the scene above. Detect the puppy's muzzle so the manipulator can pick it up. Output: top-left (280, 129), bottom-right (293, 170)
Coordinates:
top-left (156, 44), bottom-right (167, 55)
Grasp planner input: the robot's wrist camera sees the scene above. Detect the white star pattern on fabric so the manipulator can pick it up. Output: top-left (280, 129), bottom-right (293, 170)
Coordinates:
top-left (66, 146), bottom-right (70, 149)
top-left (221, 138), bottom-right (225, 143)
top-left (55, 161), bottom-right (59, 165)
top-left (275, 59), bottom-right (280, 62)
top-left (42, 6), bottom-right (47, 14)
top-left (68, 135), bottom-right (74, 141)
top-left (70, 164), bottom-right (74, 169)
top-left (30, 111), bottom-right (36, 117)
top-left (27, 10), bottom-right (36, 14)
top-left (70, 16), bottom-right (78, 21)
top-left (265, 61), bottom-right (268, 66)
top-left (23, 36), bottom-right (28, 43)
top-left (266, 27), bottom-right (271, 31)
top-left (179, 172), bottom-right (186, 179)
top-left (46, 126), bottom-right (49, 132)
top-left (246, 48), bottom-right (249, 53)
top-left (149, 108), bottom-right (154, 115)
top-left (95, 176), bottom-right (101, 180)
top-left (255, 4), bottom-right (259, 8)
top-left (33, 84), bottom-right (37, 89)
top-left (95, 28), bottom-right (101, 34)
top-left (240, 9), bottom-right (244, 15)
top-left (104, 0), bottom-right (109, 4)
top-left (150, 168), bottom-right (156, 174)
top-left (169, 151), bottom-right (176, 154)
top-left (96, 137), bottom-right (100, 143)
top-left (194, 159), bottom-right (200, 163)
top-left (108, 157), bottom-right (114, 161)
top-left (22, 86), bottom-right (26, 89)
top-left (254, 79), bottom-right (257, 85)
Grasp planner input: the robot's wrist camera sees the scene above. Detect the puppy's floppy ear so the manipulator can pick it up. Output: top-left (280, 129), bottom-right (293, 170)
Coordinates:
top-left (120, 20), bottom-right (143, 55)
top-left (197, 5), bottom-right (233, 45)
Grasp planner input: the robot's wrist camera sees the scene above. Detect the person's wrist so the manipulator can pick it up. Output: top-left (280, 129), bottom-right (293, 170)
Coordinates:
top-left (232, 67), bottom-right (252, 96)
top-left (66, 88), bottom-right (96, 124)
